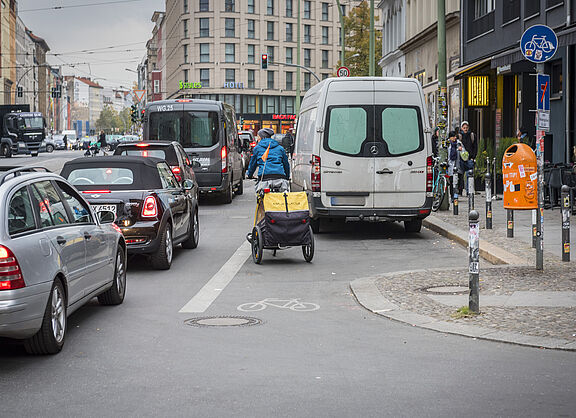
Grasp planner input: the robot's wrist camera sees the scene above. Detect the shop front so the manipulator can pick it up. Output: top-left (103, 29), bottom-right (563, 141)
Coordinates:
top-left (238, 113), bottom-right (296, 134)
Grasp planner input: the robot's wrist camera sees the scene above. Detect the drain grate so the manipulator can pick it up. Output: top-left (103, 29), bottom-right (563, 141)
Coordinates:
top-left (419, 285), bottom-right (469, 295)
top-left (184, 316), bottom-right (263, 328)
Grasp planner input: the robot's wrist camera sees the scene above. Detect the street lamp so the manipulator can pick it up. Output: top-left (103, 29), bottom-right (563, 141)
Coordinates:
top-left (125, 68), bottom-right (138, 73)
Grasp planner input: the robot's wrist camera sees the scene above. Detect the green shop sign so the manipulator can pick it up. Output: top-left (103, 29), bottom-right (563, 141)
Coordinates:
top-left (179, 81), bottom-right (202, 89)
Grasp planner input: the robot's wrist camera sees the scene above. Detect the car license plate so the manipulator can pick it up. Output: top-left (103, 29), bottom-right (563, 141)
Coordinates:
top-left (92, 204), bottom-right (117, 217)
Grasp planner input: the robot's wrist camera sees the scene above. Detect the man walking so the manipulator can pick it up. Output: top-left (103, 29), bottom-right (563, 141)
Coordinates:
top-left (458, 121), bottom-right (477, 194)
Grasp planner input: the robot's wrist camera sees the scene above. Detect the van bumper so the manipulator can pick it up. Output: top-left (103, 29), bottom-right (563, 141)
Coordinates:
top-left (198, 173), bottom-right (230, 193)
top-left (311, 196), bottom-right (433, 221)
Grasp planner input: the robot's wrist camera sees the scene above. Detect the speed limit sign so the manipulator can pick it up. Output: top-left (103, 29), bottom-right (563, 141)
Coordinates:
top-left (337, 66), bottom-right (350, 77)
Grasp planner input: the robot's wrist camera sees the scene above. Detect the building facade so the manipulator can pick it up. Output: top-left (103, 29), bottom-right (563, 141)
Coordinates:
top-left (0, 0), bottom-right (17, 105)
top-left (378, 0), bottom-right (406, 79)
top-left (15, 16), bottom-right (36, 108)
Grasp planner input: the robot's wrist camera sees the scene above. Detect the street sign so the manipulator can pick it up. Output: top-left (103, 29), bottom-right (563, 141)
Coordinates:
top-left (521, 25), bottom-right (558, 63)
top-left (133, 89), bottom-right (146, 103)
top-left (537, 74), bottom-right (550, 111)
top-left (337, 66), bottom-right (350, 77)
top-left (537, 111), bottom-right (550, 131)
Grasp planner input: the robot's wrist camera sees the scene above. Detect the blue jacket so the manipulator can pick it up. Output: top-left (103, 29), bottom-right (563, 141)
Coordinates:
top-left (246, 137), bottom-right (290, 179)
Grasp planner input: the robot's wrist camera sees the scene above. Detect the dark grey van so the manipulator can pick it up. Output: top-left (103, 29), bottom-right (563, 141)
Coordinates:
top-left (143, 99), bottom-right (244, 203)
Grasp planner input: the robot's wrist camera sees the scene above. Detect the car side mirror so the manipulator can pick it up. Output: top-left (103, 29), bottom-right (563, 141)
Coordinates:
top-left (98, 210), bottom-right (116, 224)
top-left (182, 179), bottom-right (195, 190)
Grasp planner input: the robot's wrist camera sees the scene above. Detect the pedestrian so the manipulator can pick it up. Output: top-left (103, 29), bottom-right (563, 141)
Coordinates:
top-left (283, 129), bottom-right (295, 155)
top-left (63, 134), bottom-right (68, 150)
top-left (458, 121), bottom-right (477, 194)
top-left (517, 127), bottom-right (535, 150)
top-left (447, 130), bottom-right (463, 198)
top-left (246, 127), bottom-right (291, 192)
top-left (98, 130), bottom-right (108, 155)
top-left (431, 127), bottom-right (439, 157)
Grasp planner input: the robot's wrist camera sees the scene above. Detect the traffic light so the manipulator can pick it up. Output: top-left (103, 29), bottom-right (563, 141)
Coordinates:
top-left (140, 109), bottom-right (145, 122)
top-left (261, 54), bottom-right (268, 69)
top-left (130, 105), bottom-right (137, 123)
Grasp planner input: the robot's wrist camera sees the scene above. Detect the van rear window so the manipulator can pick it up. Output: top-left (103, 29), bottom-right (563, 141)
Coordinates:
top-left (149, 111), bottom-right (219, 148)
top-left (326, 107), bottom-right (368, 155)
top-left (381, 107), bottom-right (421, 155)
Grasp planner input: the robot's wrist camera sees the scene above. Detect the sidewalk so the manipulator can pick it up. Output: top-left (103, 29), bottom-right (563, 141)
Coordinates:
top-left (351, 193), bottom-right (576, 351)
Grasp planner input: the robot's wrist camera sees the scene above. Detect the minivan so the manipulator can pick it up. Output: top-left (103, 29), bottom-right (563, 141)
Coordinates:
top-left (143, 99), bottom-right (244, 203)
top-left (291, 77), bottom-right (433, 233)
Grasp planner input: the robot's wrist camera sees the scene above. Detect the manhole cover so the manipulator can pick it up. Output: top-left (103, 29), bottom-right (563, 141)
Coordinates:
top-left (420, 285), bottom-right (469, 295)
top-left (184, 316), bottom-right (262, 328)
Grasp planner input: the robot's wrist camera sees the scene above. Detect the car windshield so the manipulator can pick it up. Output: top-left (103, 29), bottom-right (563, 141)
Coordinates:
top-left (149, 110), bottom-right (219, 148)
top-left (18, 116), bottom-right (44, 129)
top-left (67, 167), bottom-right (135, 186)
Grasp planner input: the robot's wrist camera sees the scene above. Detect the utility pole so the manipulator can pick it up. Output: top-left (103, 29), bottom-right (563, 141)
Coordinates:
top-left (437, 0), bottom-right (449, 210)
top-left (296, 0), bottom-right (302, 113)
top-left (369, 0), bottom-right (375, 76)
top-left (336, 0), bottom-right (345, 67)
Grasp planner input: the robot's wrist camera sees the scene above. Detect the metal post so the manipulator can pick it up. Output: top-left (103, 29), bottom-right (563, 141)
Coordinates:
top-left (469, 210), bottom-right (480, 313)
top-left (335, 0), bottom-right (345, 67)
top-left (467, 169), bottom-right (474, 210)
top-left (437, 0), bottom-right (449, 210)
top-left (532, 209), bottom-right (537, 248)
top-left (562, 185), bottom-right (571, 262)
top-left (507, 209), bottom-right (514, 238)
top-left (295, 0), bottom-right (301, 113)
top-left (453, 172), bottom-right (459, 215)
top-left (536, 63), bottom-right (545, 270)
top-left (485, 173), bottom-right (492, 229)
top-left (369, 0), bottom-right (375, 76)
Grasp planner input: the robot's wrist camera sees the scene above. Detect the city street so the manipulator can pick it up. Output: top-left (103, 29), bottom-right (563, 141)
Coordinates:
top-left (1, 154), bottom-right (575, 417)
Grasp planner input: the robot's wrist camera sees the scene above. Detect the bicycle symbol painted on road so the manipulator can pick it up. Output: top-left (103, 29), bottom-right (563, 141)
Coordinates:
top-left (237, 298), bottom-right (320, 312)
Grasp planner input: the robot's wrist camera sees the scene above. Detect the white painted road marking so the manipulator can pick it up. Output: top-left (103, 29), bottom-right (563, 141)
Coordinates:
top-left (237, 298), bottom-right (320, 312)
top-left (179, 241), bottom-right (251, 313)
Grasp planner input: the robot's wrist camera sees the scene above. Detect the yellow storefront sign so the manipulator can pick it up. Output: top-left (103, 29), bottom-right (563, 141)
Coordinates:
top-left (468, 75), bottom-right (489, 107)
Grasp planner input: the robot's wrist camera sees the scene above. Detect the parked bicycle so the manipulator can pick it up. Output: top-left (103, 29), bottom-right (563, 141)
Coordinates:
top-left (431, 156), bottom-right (449, 211)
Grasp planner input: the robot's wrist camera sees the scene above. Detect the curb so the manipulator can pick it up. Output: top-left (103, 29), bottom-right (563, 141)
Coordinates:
top-left (350, 275), bottom-right (576, 352)
top-left (423, 216), bottom-right (528, 266)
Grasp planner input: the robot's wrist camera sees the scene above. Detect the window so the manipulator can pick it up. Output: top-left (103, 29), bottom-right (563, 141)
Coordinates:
top-left (502, 0), bottom-right (520, 23)
top-left (158, 164), bottom-right (180, 189)
top-left (304, 25), bottom-right (311, 43)
top-left (183, 19), bottom-right (189, 38)
top-left (248, 0), bottom-right (255, 13)
top-left (339, 27), bottom-right (341, 45)
top-left (30, 181), bottom-right (70, 227)
top-left (200, 69), bottom-right (210, 87)
top-left (248, 19), bottom-right (255, 38)
top-left (225, 18), bottom-right (235, 37)
top-left (200, 43), bottom-right (210, 62)
top-left (58, 183), bottom-right (92, 224)
top-left (264, 96), bottom-right (277, 113)
top-left (551, 60), bottom-right (562, 96)
top-left (474, 0), bottom-right (495, 19)
top-left (184, 0), bottom-right (189, 13)
top-left (248, 69), bottom-right (255, 88)
top-left (267, 22), bottom-right (275, 40)
top-left (267, 71), bottom-right (274, 89)
top-left (286, 47), bottom-right (293, 64)
top-left (286, 71), bottom-right (293, 90)
top-left (67, 168), bottom-right (135, 187)
top-left (285, 96), bottom-right (294, 113)
top-left (414, 70), bottom-right (425, 86)
top-left (322, 73), bottom-right (329, 80)
top-left (199, 18), bottom-right (210, 37)
top-left (286, 0), bottom-right (293, 17)
top-left (286, 23), bottom-right (293, 42)
top-left (248, 44), bottom-right (255, 63)
top-left (304, 0), bottom-right (311, 18)
top-left (225, 44), bottom-right (236, 62)
top-left (149, 110), bottom-right (219, 147)
top-left (225, 0), bottom-right (235, 12)
top-left (304, 73), bottom-right (311, 90)
top-left (295, 108), bottom-right (316, 153)
top-left (267, 46), bottom-right (275, 63)
top-left (524, 0), bottom-right (540, 16)
top-left (154, 79), bottom-right (160, 93)
top-left (322, 27), bottom-right (329, 44)
top-left (340, 4), bottom-right (346, 15)
top-left (322, 50), bottom-right (329, 68)
top-left (183, 69), bottom-right (189, 83)
top-left (267, 0), bottom-right (274, 15)
top-left (199, 0), bottom-right (209, 11)
top-left (225, 69), bottom-right (235, 82)
top-left (322, 2), bottom-right (329, 20)
top-left (326, 107), bottom-right (367, 156)
top-left (183, 45), bottom-right (188, 63)
top-left (381, 107), bottom-right (421, 155)
top-left (246, 96), bottom-right (256, 112)
top-left (8, 187), bottom-right (36, 235)
top-left (304, 48), bottom-right (311, 67)
top-left (546, 0), bottom-right (563, 7)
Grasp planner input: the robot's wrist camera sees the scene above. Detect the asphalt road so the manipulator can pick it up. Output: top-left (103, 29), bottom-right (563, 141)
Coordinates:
top-left (1, 153), bottom-right (575, 417)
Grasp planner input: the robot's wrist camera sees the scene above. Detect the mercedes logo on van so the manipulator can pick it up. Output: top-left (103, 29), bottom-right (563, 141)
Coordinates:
top-left (370, 145), bottom-right (379, 155)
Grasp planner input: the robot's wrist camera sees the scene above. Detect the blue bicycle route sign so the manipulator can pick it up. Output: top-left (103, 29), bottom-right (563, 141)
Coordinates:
top-left (521, 25), bottom-right (558, 63)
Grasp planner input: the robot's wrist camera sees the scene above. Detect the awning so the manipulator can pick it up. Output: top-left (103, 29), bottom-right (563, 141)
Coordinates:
top-left (558, 26), bottom-right (576, 47)
top-left (449, 57), bottom-right (492, 80)
top-left (491, 48), bottom-right (524, 69)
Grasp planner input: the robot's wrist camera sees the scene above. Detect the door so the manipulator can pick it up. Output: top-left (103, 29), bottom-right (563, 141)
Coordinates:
top-left (158, 162), bottom-right (189, 239)
top-left (29, 181), bottom-right (87, 305)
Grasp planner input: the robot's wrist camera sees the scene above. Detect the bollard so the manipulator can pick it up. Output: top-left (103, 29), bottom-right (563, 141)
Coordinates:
top-left (532, 209), bottom-right (537, 248)
top-left (469, 210), bottom-right (480, 313)
top-left (562, 185), bottom-right (571, 262)
top-left (485, 173), bottom-right (492, 229)
top-left (467, 169), bottom-right (475, 210)
top-left (492, 157), bottom-right (497, 200)
top-left (507, 209), bottom-right (514, 238)
top-left (453, 172), bottom-right (459, 215)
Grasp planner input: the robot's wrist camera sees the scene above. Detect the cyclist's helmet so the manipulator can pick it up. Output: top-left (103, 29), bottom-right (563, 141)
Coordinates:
top-left (258, 128), bottom-right (274, 138)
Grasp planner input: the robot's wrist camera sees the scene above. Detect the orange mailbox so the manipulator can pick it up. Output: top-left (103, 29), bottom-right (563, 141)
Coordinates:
top-left (502, 143), bottom-right (538, 209)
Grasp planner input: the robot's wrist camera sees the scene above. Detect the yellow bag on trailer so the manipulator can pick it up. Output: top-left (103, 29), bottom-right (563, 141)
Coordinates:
top-left (262, 191), bottom-right (309, 212)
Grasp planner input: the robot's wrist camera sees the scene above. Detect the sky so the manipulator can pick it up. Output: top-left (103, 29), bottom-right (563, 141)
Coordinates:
top-left (18, 0), bottom-right (165, 90)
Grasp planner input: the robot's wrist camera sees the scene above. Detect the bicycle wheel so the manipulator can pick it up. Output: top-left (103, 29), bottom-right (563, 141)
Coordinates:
top-left (302, 226), bottom-right (314, 262)
top-left (251, 226), bottom-right (263, 264)
top-left (290, 301), bottom-right (320, 311)
top-left (432, 176), bottom-right (447, 211)
top-left (237, 302), bottom-right (267, 311)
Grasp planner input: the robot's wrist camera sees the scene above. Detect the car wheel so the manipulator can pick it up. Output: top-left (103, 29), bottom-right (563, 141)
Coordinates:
top-left (182, 208), bottom-right (199, 249)
top-left (0, 143), bottom-right (12, 158)
top-left (150, 224), bottom-right (173, 270)
top-left (24, 279), bottom-right (67, 355)
top-left (98, 247), bottom-right (126, 305)
top-left (222, 180), bottom-right (234, 204)
top-left (404, 219), bottom-right (422, 233)
top-left (31, 152), bottom-right (38, 157)
top-left (46, 144), bottom-right (54, 153)
top-left (235, 178), bottom-right (244, 196)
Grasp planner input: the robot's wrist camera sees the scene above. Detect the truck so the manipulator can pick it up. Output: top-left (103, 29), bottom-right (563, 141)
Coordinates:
top-left (0, 105), bottom-right (46, 158)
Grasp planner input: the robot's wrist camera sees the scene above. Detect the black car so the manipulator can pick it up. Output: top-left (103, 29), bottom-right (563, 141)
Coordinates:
top-left (113, 141), bottom-right (198, 194)
top-left (61, 156), bottom-right (199, 270)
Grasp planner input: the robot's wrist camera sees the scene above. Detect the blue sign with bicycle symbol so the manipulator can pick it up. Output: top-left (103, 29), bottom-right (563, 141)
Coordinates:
top-left (521, 25), bottom-right (558, 63)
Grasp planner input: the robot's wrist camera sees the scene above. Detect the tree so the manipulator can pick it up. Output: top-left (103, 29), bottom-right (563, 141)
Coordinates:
top-left (118, 107), bottom-right (131, 132)
top-left (95, 105), bottom-right (121, 132)
top-left (336, 1), bottom-right (382, 76)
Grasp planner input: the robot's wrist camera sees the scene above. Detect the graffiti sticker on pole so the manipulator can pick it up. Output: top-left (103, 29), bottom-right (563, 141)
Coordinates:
top-left (521, 25), bottom-right (558, 63)
top-left (337, 66), bottom-right (350, 77)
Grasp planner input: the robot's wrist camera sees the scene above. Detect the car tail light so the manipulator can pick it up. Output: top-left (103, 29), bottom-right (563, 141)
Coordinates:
top-left (141, 196), bottom-right (158, 218)
top-left (82, 190), bottom-right (111, 194)
top-left (426, 155), bottom-right (433, 195)
top-left (136, 143), bottom-right (150, 147)
top-left (263, 188), bottom-right (271, 193)
top-left (311, 155), bottom-right (321, 192)
top-left (250, 141), bottom-right (256, 148)
top-left (171, 166), bottom-right (182, 182)
top-left (221, 146), bottom-right (228, 173)
top-left (176, 99), bottom-right (192, 102)
top-left (0, 245), bottom-right (25, 290)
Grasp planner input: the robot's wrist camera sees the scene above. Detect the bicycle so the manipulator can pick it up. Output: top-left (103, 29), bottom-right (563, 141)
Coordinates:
top-left (237, 298), bottom-right (320, 312)
top-left (431, 156), bottom-right (449, 212)
top-left (524, 35), bottom-right (555, 54)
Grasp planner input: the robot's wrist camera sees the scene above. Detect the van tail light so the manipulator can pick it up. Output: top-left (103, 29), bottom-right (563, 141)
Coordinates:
top-left (171, 166), bottom-right (182, 182)
top-left (0, 245), bottom-right (25, 290)
top-left (311, 155), bottom-right (321, 192)
top-left (221, 146), bottom-right (228, 173)
top-left (426, 155), bottom-right (433, 196)
top-left (141, 195), bottom-right (158, 218)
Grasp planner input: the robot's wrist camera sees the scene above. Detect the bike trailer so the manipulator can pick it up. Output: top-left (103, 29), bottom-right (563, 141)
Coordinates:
top-left (256, 191), bottom-right (312, 247)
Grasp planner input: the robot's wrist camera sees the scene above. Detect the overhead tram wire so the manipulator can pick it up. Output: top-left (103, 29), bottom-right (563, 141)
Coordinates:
top-left (19, 0), bottom-right (144, 13)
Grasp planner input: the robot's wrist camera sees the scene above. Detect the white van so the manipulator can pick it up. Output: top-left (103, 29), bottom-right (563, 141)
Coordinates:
top-left (61, 130), bottom-right (78, 149)
top-left (291, 77), bottom-right (433, 233)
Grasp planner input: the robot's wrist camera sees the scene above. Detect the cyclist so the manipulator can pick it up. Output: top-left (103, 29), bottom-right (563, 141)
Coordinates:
top-left (246, 127), bottom-right (291, 192)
